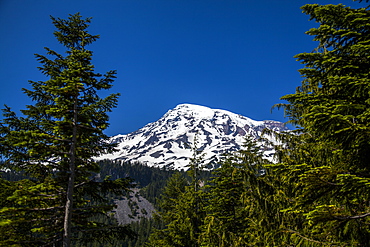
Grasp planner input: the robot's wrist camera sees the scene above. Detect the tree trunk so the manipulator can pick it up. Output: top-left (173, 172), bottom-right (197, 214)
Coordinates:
top-left (63, 97), bottom-right (78, 247)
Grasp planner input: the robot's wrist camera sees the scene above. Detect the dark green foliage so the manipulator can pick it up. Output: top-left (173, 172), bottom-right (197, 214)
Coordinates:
top-left (199, 136), bottom-right (294, 247)
top-left (2, 2), bottom-right (369, 246)
top-left (0, 167), bottom-right (28, 181)
top-left (200, 165), bottom-right (246, 245)
top-left (122, 218), bottom-right (161, 247)
top-left (145, 136), bottom-right (290, 247)
top-left (0, 13), bottom-right (135, 246)
top-left (145, 2), bottom-right (370, 245)
top-left (95, 160), bottom-right (197, 247)
top-left (272, 2), bottom-right (370, 246)
top-left (147, 138), bottom-right (207, 247)
top-left (145, 2), bottom-right (370, 246)
top-left (147, 173), bottom-right (205, 247)
top-left (98, 160), bottom-right (176, 205)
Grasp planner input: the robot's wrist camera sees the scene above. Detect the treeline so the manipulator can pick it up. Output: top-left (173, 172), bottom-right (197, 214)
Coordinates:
top-left (0, 158), bottom-right (211, 247)
top-left (98, 160), bottom-right (176, 205)
top-left (97, 160), bottom-right (212, 205)
top-left (95, 160), bottom-right (212, 247)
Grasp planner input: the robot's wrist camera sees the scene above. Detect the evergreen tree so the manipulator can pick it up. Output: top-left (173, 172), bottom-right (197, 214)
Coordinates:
top-left (199, 136), bottom-right (295, 247)
top-left (200, 160), bottom-right (247, 246)
top-left (146, 172), bottom-right (188, 246)
top-left (274, 1), bottom-right (370, 245)
top-left (147, 136), bottom-right (206, 247)
top-left (0, 13), bottom-right (134, 246)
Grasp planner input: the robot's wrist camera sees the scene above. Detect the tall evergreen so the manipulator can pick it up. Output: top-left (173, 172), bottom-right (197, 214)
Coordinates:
top-left (199, 136), bottom-right (259, 246)
top-left (198, 135), bottom-right (296, 246)
top-left (0, 13), bottom-right (134, 246)
top-left (274, 1), bottom-right (370, 245)
top-left (147, 137), bottom-right (206, 247)
top-left (146, 172), bottom-right (188, 246)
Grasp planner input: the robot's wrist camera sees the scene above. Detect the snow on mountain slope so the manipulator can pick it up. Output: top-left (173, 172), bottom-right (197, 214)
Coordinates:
top-left (98, 104), bottom-right (289, 170)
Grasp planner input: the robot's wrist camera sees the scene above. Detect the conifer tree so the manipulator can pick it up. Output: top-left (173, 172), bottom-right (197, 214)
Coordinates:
top-left (274, 1), bottom-right (370, 245)
top-left (147, 137), bottom-right (206, 247)
top-left (199, 162), bottom-right (247, 246)
top-left (0, 13), bottom-right (134, 246)
top-left (199, 135), bottom-right (295, 246)
top-left (146, 172), bottom-right (188, 246)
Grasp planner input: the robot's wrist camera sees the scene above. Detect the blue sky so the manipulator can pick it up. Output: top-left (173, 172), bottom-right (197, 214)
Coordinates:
top-left (0, 0), bottom-right (368, 136)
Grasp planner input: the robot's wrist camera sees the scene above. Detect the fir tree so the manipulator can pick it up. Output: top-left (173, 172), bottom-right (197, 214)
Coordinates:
top-left (199, 135), bottom-right (292, 246)
top-left (0, 13), bottom-right (134, 247)
top-left (274, 1), bottom-right (370, 245)
top-left (146, 172), bottom-right (188, 246)
top-left (147, 136), bottom-right (206, 247)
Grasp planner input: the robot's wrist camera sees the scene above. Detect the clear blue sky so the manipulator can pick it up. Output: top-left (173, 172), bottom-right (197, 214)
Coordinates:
top-left (0, 0), bottom-right (367, 136)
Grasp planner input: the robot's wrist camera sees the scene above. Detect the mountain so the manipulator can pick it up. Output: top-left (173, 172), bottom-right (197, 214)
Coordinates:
top-left (98, 104), bottom-right (289, 170)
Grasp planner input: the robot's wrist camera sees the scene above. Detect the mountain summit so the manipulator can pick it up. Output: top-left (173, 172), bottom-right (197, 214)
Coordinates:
top-left (99, 104), bottom-right (289, 170)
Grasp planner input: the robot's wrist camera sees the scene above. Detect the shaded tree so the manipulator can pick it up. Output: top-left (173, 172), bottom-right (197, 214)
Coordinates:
top-left (147, 137), bottom-right (206, 247)
top-left (199, 135), bottom-right (298, 246)
top-left (0, 13), bottom-right (134, 247)
top-left (274, 2), bottom-right (370, 245)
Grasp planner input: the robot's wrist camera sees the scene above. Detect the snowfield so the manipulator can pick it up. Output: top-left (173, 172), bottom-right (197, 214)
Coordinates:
top-left (98, 104), bottom-right (289, 170)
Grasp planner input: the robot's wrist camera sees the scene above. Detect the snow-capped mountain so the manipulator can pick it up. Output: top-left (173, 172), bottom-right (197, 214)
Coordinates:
top-left (98, 104), bottom-right (289, 170)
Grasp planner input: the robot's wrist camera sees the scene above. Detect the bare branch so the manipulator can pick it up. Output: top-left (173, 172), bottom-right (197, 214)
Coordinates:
top-left (285, 229), bottom-right (341, 246)
top-left (334, 212), bottom-right (370, 220)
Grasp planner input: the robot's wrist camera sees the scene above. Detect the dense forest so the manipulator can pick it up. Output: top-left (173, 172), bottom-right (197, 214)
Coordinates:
top-left (1, 0), bottom-right (370, 246)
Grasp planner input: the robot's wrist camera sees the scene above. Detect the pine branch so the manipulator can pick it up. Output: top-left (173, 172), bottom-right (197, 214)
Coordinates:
top-left (334, 212), bottom-right (370, 220)
top-left (26, 206), bottom-right (64, 211)
top-left (285, 229), bottom-right (341, 246)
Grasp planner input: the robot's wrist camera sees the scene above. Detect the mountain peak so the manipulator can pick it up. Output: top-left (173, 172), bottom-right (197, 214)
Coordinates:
top-left (163, 103), bottom-right (214, 120)
top-left (98, 104), bottom-right (288, 170)
top-left (167, 103), bottom-right (266, 127)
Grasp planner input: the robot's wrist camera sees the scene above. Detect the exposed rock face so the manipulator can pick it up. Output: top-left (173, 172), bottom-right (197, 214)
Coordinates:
top-left (113, 189), bottom-right (155, 225)
top-left (98, 104), bottom-right (289, 170)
